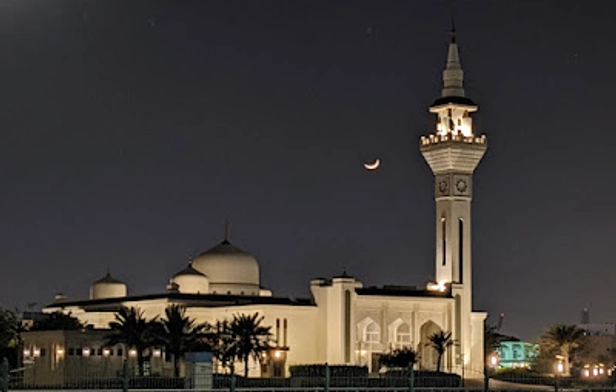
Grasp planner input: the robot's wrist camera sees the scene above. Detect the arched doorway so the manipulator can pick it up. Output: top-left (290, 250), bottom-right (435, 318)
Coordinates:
top-left (418, 320), bottom-right (441, 371)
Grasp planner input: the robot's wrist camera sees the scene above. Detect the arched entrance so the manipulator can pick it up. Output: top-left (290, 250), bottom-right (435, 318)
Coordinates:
top-left (418, 320), bottom-right (441, 371)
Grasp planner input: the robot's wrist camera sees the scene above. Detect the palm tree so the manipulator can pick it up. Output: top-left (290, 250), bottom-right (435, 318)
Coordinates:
top-left (156, 305), bottom-right (208, 378)
top-left (230, 313), bottom-right (272, 377)
top-left (30, 311), bottom-right (84, 331)
top-left (107, 307), bottom-right (157, 376)
top-left (206, 320), bottom-right (238, 375)
top-left (540, 324), bottom-right (585, 376)
top-left (426, 330), bottom-right (454, 372)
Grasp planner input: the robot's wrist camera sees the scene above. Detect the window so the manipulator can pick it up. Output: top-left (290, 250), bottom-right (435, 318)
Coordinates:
top-left (76, 348), bottom-right (82, 356)
top-left (97, 348), bottom-right (103, 356)
top-left (441, 217), bottom-right (446, 266)
top-left (458, 218), bottom-right (464, 283)
top-left (40, 348), bottom-right (46, 357)
top-left (344, 290), bottom-right (351, 363)
top-left (396, 323), bottom-right (411, 345)
top-left (365, 322), bottom-right (380, 343)
top-left (68, 348), bottom-right (75, 356)
top-left (117, 348), bottom-right (123, 356)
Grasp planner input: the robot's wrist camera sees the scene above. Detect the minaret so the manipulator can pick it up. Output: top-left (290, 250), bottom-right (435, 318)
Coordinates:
top-left (420, 26), bottom-right (487, 371)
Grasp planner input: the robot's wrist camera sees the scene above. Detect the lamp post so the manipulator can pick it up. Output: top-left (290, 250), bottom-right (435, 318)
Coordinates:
top-left (555, 359), bottom-right (564, 392)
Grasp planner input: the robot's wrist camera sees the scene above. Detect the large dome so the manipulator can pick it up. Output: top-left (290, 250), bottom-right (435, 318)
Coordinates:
top-left (191, 240), bottom-right (260, 295)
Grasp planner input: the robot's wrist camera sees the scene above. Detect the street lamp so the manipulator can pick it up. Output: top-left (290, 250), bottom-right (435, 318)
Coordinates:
top-left (555, 359), bottom-right (564, 392)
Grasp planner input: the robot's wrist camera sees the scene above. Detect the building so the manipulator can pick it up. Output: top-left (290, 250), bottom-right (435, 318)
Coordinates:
top-left (24, 28), bottom-right (489, 381)
top-left (496, 341), bottom-right (538, 369)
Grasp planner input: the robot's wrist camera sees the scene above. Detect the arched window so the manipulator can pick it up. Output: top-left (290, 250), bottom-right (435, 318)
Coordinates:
top-left (396, 323), bottom-right (411, 345)
top-left (365, 322), bottom-right (380, 343)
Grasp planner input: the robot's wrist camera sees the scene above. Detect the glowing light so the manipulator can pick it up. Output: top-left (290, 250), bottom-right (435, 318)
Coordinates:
top-left (56, 348), bottom-right (64, 356)
top-left (360, 350), bottom-right (367, 356)
top-left (593, 368), bottom-right (598, 376)
top-left (23, 349), bottom-right (31, 357)
top-left (557, 362), bottom-right (564, 373)
top-left (82, 348), bottom-right (90, 357)
top-left (129, 349), bottom-right (137, 357)
top-left (262, 353), bottom-right (267, 358)
top-left (274, 351), bottom-right (281, 358)
top-left (153, 349), bottom-right (161, 357)
top-left (427, 282), bottom-right (447, 292)
top-left (600, 367), bottom-right (605, 375)
top-left (102, 348), bottom-right (111, 357)
top-left (489, 354), bottom-right (499, 368)
top-left (33, 349), bottom-right (40, 357)
top-left (584, 369), bottom-right (590, 377)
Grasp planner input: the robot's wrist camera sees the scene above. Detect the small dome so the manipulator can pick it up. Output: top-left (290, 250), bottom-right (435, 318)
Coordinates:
top-left (90, 273), bottom-right (127, 300)
top-left (171, 263), bottom-right (209, 294)
top-left (191, 240), bottom-right (260, 295)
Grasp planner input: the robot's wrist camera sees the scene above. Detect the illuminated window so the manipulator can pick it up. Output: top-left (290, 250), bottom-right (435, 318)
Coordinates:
top-left (365, 322), bottom-right (380, 343)
top-left (396, 323), bottom-right (411, 345)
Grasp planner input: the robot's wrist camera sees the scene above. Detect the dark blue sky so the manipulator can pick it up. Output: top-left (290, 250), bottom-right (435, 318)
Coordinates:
top-left (0, 0), bottom-right (614, 340)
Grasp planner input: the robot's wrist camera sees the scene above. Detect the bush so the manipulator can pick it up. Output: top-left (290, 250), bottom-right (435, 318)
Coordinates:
top-left (289, 364), bottom-right (368, 378)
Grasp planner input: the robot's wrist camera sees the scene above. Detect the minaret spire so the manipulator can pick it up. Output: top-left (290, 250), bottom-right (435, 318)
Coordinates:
top-left (441, 22), bottom-right (465, 98)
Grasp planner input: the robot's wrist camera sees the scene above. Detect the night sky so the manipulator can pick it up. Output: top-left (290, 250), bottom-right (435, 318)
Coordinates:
top-left (0, 0), bottom-right (615, 341)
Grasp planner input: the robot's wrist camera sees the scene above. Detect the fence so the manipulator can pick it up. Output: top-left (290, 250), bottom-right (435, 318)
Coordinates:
top-left (3, 358), bottom-right (615, 392)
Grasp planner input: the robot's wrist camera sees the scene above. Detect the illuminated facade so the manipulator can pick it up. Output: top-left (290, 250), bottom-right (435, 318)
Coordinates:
top-left (420, 26), bottom-right (487, 376)
top-left (36, 29), bottom-right (488, 380)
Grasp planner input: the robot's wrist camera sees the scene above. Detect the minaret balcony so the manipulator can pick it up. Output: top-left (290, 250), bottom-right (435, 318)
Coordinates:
top-left (420, 134), bottom-right (487, 174)
top-left (420, 133), bottom-right (487, 148)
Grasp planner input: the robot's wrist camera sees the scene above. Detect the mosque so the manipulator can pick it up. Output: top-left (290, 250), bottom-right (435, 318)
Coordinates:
top-left (31, 29), bottom-right (489, 379)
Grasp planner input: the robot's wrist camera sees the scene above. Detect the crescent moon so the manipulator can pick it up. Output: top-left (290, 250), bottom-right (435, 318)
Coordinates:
top-left (364, 158), bottom-right (380, 170)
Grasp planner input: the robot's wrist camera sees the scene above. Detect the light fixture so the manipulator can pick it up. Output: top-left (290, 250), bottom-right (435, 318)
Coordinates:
top-left (129, 349), bottom-right (137, 357)
top-left (584, 369), bottom-right (590, 377)
top-left (56, 348), bottom-right (64, 356)
top-left (33, 349), bottom-right (40, 357)
top-left (274, 351), bottom-right (281, 358)
top-left (102, 348), bottom-right (111, 357)
top-left (593, 368), bottom-right (599, 376)
top-left (23, 349), bottom-right (31, 357)
top-left (261, 353), bottom-right (267, 358)
top-left (557, 362), bottom-right (564, 373)
top-left (153, 349), bottom-right (161, 357)
top-left (83, 348), bottom-right (90, 357)
top-left (360, 350), bottom-right (367, 356)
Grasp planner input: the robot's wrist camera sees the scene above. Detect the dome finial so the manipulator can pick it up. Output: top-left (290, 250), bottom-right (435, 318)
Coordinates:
top-left (223, 218), bottom-right (230, 243)
top-left (450, 14), bottom-right (456, 43)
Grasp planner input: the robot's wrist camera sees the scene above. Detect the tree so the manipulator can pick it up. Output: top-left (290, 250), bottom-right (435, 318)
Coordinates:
top-left (107, 307), bottom-right (157, 376)
top-left (0, 308), bottom-right (22, 367)
top-left (156, 305), bottom-right (208, 378)
top-left (230, 313), bottom-right (272, 377)
top-left (206, 320), bottom-right (237, 374)
top-left (30, 312), bottom-right (84, 331)
top-left (539, 324), bottom-right (585, 376)
top-left (0, 308), bottom-right (21, 349)
top-left (380, 347), bottom-right (418, 370)
top-left (427, 330), bottom-right (454, 372)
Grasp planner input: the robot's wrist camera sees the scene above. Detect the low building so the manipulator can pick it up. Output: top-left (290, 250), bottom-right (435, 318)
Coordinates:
top-left (496, 341), bottom-right (538, 369)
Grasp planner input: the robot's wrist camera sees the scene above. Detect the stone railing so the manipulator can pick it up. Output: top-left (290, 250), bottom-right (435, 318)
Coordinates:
top-left (420, 133), bottom-right (487, 147)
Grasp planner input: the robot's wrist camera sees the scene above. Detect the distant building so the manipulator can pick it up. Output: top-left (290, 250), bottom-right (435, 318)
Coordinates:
top-left (496, 341), bottom-right (538, 369)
